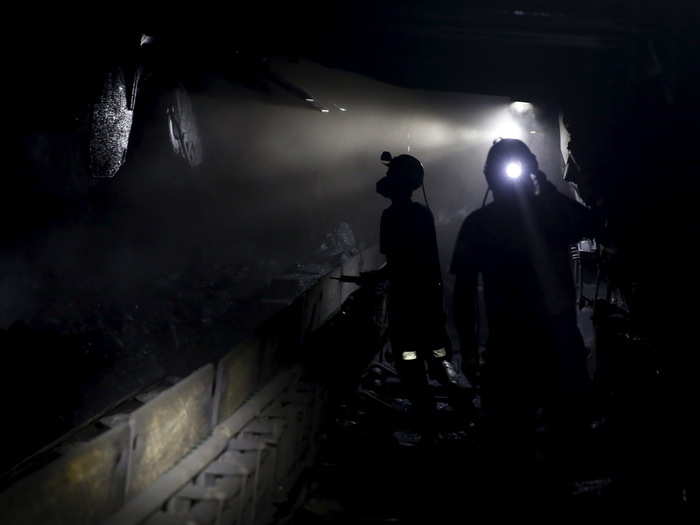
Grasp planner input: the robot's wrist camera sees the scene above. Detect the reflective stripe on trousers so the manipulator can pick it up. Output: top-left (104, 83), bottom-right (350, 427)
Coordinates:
top-left (401, 347), bottom-right (446, 361)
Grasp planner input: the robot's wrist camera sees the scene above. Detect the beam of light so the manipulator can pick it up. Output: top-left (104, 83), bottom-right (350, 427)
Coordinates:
top-left (489, 112), bottom-right (524, 140)
top-left (423, 123), bottom-right (449, 146)
top-left (407, 121), bottom-right (452, 149)
top-left (510, 101), bottom-right (533, 114)
top-left (460, 128), bottom-right (480, 141)
top-left (305, 97), bottom-right (315, 102)
top-left (320, 108), bottom-right (330, 113)
top-left (506, 162), bottom-right (523, 179)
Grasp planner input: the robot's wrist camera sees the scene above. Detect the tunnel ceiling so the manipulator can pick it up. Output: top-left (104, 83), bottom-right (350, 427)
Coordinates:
top-left (304, 1), bottom-right (646, 103)
top-left (137, 0), bottom-right (676, 104)
top-left (13, 2), bottom-right (695, 141)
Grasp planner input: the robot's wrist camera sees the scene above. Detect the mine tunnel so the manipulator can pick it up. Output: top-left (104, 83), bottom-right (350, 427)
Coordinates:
top-left (1, 2), bottom-right (698, 522)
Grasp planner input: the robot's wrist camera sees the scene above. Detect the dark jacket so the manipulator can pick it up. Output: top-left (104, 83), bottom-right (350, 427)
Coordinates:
top-left (380, 200), bottom-right (446, 352)
top-left (451, 185), bottom-right (598, 348)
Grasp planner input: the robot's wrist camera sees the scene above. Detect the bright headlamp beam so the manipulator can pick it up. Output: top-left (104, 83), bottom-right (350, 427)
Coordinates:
top-left (490, 111), bottom-right (524, 140)
top-left (510, 101), bottom-right (533, 114)
top-left (505, 162), bottom-right (523, 179)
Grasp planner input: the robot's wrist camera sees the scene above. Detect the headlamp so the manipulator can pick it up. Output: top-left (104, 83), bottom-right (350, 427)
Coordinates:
top-left (505, 161), bottom-right (523, 180)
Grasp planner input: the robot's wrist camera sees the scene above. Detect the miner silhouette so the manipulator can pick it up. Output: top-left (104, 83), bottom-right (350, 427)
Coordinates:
top-left (451, 138), bottom-right (599, 498)
top-left (366, 152), bottom-right (454, 443)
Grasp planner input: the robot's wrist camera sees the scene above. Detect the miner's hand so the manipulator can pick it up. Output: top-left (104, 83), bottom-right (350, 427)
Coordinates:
top-left (535, 169), bottom-right (557, 195)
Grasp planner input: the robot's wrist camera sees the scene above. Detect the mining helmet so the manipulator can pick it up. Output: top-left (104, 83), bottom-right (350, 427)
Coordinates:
top-left (484, 138), bottom-right (537, 196)
top-left (376, 152), bottom-right (424, 198)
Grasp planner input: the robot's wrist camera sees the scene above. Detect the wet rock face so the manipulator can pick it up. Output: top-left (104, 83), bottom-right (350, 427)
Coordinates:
top-left (167, 85), bottom-right (203, 167)
top-left (89, 67), bottom-right (134, 178)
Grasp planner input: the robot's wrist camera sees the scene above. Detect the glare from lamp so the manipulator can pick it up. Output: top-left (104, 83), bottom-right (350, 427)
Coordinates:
top-left (490, 114), bottom-right (524, 140)
top-left (506, 162), bottom-right (523, 179)
top-left (510, 101), bottom-right (533, 114)
top-left (320, 108), bottom-right (330, 113)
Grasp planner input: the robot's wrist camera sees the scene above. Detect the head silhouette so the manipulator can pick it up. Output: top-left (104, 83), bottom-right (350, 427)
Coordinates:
top-left (376, 153), bottom-right (424, 201)
top-left (484, 138), bottom-right (538, 202)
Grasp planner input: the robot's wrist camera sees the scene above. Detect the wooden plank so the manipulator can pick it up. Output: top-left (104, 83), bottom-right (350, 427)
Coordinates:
top-left (127, 365), bottom-right (214, 498)
top-left (177, 475), bottom-right (243, 500)
top-left (104, 368), bottom-right (299, 525)
top-left (0, 423), bottom-right (131, 525)
top-left (212, 340), bottom-right (261, 426)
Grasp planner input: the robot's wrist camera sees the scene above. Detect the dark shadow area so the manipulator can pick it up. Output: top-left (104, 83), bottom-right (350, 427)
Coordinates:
top-left (292, 277), bottom-right (684, 522)
top-left (2, 2), bottom-right (699, 517)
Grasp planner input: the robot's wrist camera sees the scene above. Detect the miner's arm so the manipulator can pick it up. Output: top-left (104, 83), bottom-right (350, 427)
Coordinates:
top-left (536, 170), bottom-right (601, 242)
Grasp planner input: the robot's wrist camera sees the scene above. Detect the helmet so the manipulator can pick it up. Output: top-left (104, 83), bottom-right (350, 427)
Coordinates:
top-left (376, 153), bottom-right (424, 198)
top-left (484, 138), bottom-right (537, 197)
top-left (484, 138), bottom-right (537, 176)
